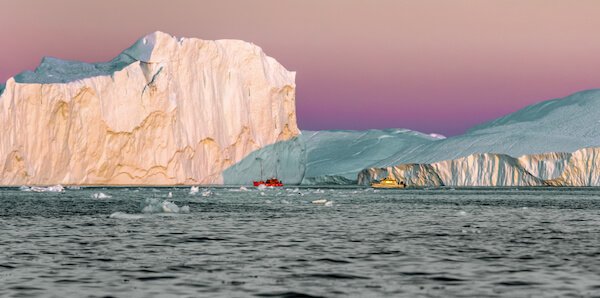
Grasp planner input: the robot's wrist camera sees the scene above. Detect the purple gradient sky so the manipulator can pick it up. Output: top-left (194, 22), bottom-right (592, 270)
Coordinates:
top-left (2, 0), bottom-right (600, 135)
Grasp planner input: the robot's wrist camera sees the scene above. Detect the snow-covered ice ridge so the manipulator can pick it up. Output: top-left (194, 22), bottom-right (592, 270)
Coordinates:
top-left (225, 89), bottom-right (600, 186)
top-left (0, 31), bottom-right (298, 185)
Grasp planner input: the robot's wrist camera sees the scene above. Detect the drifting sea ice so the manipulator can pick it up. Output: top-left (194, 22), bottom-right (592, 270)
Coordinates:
top-left (92, 192), bottom-right (112, 199)
top-left (20, 185), bottom-right (65, 192)
top-left (189, 186), bottom-right (200, 195)
top-left (141, 198), bottom-right (190, 214)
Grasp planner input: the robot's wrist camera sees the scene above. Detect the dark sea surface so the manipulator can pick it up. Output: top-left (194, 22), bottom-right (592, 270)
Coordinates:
top-left (1, 186), bottom-right (600, 298)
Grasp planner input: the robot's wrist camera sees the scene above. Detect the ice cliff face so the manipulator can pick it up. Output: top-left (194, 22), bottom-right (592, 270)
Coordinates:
top-left (359, 147), bottom-right (600, 187)
top-left (355, 89), bottom-right (600, 187)
top-left (0, 31), bottom-right (298, 185)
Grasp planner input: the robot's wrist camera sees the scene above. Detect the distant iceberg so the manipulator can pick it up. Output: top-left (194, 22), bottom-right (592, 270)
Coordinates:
top-left (226, 89), bottom-right (600, 186)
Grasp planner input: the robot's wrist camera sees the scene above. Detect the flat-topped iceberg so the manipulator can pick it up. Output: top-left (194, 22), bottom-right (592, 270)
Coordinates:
top-left (0, 31), bottom-right (298, 185)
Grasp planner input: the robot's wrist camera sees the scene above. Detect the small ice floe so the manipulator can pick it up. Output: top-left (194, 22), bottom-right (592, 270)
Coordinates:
top-left (239, 186), bottom-right (249, 191)
top-left (19, 186), bottom-right (32, 192)
top-left (313, 189), bottom-right (325, 194)
top-left (141, 198), bottom-right (190, 214)
top-left (66, 186), bottom-right (81, 190)
top-left (257, 184), bottom-right (267, 191)
top-left (167, 192), bottom-right (173, 198)
top-left (109, 212), bottom-right (145, 220)
top-left (92, 192), bottom-right (112, 199)
top-left (201, 189), bottom-right (212, 197)
top-left (457, 210), bottom-right (468, 216)
top-left (27, 185), bottom-right (65, 192)
top-left (312, 199), bottom-right (333, 206)
top-left (189, 186), bottom-right (200, 195)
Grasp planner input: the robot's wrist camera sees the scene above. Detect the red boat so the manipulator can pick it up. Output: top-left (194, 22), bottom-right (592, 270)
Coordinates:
top-left (253, 178), bottom-right (283, 187)
top-left (253, 158), bottom-right (283, 187)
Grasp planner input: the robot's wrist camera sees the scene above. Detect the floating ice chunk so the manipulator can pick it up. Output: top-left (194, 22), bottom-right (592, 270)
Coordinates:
top-left (141, 198), bottom-right (189, 214)
top-left (201, 189), bottom-right (212, 197)
top-left (239, 186), bottom-right (249, 191)
top-left (189, 186), bottom-right (199, 195)
top-left (67, 186), bottom-right (81, 190)
top-left (109, 212), bottom-right (145, 220)
top-left (457, 210), bottom-right (467, 216)
top-left (312, 199), bottom-right (328, 204)
top-left (19, 186), bottom-right (31, 192)
top-left (324, 201), bottom-right (334, 207)
top-left (167, 192), bottom-right (173, 198)
top-left (27, 185), bottom-right (65, 192)
top-left (92, 192), bottom-right (112, 199)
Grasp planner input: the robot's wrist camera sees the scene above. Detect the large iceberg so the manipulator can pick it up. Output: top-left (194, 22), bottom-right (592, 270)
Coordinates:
top-left (4, 31), bottom-right (600, 187)
top-left (0, 31), bottom-right (298, 185)
top-left (226, 89), bottom-right (600, 186)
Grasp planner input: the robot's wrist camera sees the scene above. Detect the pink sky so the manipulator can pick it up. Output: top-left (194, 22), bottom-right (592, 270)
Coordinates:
top-left (2, 0), bottom-right (600, 135)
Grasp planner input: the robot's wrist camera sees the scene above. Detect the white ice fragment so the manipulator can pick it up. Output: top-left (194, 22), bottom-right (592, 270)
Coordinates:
top-left (109, 212), bottom-right (145, 219)
top-left (312, 199), bottom-right (328, 204)
top-left (189, 186), bottom-right (199, 195)
top-left (29, 185), bottom-right (65, 192)
top-left (92, 192), bottom-right (112, 199)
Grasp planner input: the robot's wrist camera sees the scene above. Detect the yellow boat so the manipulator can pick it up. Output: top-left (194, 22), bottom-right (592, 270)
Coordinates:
top-left (371, 176), bottom-right (406, 189)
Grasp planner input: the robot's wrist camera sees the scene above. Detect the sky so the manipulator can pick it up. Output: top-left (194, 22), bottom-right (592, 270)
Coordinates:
top-left (2, 0), bottom-right (600, 136)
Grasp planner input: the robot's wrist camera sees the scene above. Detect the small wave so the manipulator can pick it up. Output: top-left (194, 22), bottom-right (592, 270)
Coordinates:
top-left (300, 273), bottom-right (370, 280)
top-left (141, 198), bottom-right (190, 214)
top-left (256, 291), bottom-right (325, 298)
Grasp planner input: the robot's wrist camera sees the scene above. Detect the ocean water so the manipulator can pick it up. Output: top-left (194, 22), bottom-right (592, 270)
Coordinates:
top-left (1, 187), bottom-right (600, 298)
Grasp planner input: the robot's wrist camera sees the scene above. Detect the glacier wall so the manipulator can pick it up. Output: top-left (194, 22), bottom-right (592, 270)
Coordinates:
top-left (359, 147), bottom-right (600, 187)
top-left (0, 31), bottom-right (298, 185)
